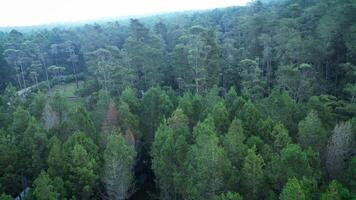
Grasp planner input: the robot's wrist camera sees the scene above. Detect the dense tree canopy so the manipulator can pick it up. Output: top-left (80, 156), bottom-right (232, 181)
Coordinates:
top-left (0, 0), bottom-right (355, 199)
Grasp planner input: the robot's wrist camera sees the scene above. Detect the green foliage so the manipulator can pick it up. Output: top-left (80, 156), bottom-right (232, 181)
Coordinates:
top-left (0, 0), bottom-right (356, 199)
top-left (193, 116), bottom-right (216, 139)
top-left (117, 101), bottom-right (140, 138)
top-left (33, 171), bottom-right (61, 200)
top-left (267, 144), bottom-right (316, 191)
top-left (120, 87), bottom-right (140, 114)
top-left (63, 132), bottom-right (99, 199)
top-left (11, 106), bottom-right (30, 135)
top-left (47, 137), bottom-right (65, 178)
top-left (240, 101), bottom-right (261, 136)
top-left (69, 106), bottom-right (98, 145)
top-left (345, 156), bottom-right (356, 194)
top-left (103, 133), bottom-right (136, 200)
top-left (263, 90), bottom-right (298, 136)
top-left (241, 146), bottom-right (265, 200)
top-left (0, 194), bottom-right (12, 200)
top-left (178, 92), bottom-right (203, 129)
top-left (140, 87), bottom-right (173, 146)
top-left (239, 59), bottom-right (264, 100)
top-left (298, 110), bottom-right (327, 153)
top-left (213, 192), bottom-right (243, 200)
top-left (279, 177), bottom-right (305, 200)
top-left (222, 119), bottom-right (247, 169)
top-left (321, 180), bottom-right (351, 200)
top-left (271, 123), bottom-right (292, 153)
top-left (151, 110), bottom-right (190, 199)
top-left (225, 87), bottom-right (245, 121)
top-left (29, 92), bottom-right (47, 119)
top-left (210, 101), bottom-right (229, 135)
top-left (49, 92), bottom-right (68, 123)
top-left (184, 129), bottom-right (232, 200)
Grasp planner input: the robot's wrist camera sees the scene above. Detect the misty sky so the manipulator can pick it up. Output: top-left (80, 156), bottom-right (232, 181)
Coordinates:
top-left (0, 0), bottom-right (250, 27)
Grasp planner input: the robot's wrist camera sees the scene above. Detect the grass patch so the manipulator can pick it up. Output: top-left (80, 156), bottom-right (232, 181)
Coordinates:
top-left (50, 81), bottom-right (84, 108)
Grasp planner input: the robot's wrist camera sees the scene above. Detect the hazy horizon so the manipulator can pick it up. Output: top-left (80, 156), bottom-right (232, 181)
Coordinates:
top-left (0, 0), bottom-right (250, 27)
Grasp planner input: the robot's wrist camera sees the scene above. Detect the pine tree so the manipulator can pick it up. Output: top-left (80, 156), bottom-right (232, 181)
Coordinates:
top-left (103, 133), bottom-right (136, 200)
top-left (222, 119), bottom-right (247, 169)
top-left (241, 146), bottom-right (265, 200)
top-left (267, 144), bottom-right (315, 191)
top-left (209, 101), bottom-right (229, 135)
top-left (151, 109), bottom-right (190, 200)
top-left (63, 132), bottom-right (99, 199)
top-left (271, 123), bottom-right (292, 153)
top-left (241, 101), bottom-right (261, 136)
top-left (47, 137), bottom-right (65, 178)
top-left (298, 110), bottom-right (327, 153)
top-left (279, 177), bottom-right (305, 200)
top-left (32, 171), bottom-right (60, 200)
top-left (185, 130), bottom-right (232, 200)
top-left (321, 180), bottom-right (351, 200)
top-left (140, 87), bottom-right (173, 147)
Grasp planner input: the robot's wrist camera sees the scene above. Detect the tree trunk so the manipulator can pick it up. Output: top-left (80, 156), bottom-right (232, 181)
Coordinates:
top-left (20, 62), bottom-right (27, 89)
top-left (15, 64), bottom-right (23, 89)
top-left (72, 61), bottom-right (79, 88)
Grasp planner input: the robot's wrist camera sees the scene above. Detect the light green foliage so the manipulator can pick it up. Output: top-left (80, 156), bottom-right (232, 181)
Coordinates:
top-left (222, 119), bottom-right (247, 169)
top-left (203, 86), bottom-right (223, 117)
top-left (225, 87), bottom-right (245, 121)
top-left (33, 171), bottom-right (61, 200)
top-left (267, 144), bottom-right (315, 191)
top-left (214, 192), bottom-right (243, 200)
top-left (178, 92), bottom-right (203, 129)
top-left (210, 101), bottom-right (229, 135)
top-left (240, 101), bottom-right (261, 137)
top-left (184, 130), bottom-right (232, 200)
top-left (263, 90), bottom-right (297, 136)
top-left (279, 177), bottom-right (305, 200)
top-left (69, 106), bottom-right (97, 145)
top-left (47, 137), bottom-right (65, 178)
top-left (271, 123), bottom-right (292, 153)
top-left (103, 133), bottom-right (136, 200)
top-left (321, 180), bottom-right (351, 200)
top-left (241, 146), bottom-right (265, 200)
top-left (22, 117), bottom-right (48, 179)
top-left (193, 116), bottom-right (216, 139)
top-left (151, 109), bottom-right (190, 200)
top-left (63, 132), bottom-right (99, 199)
top-left (11, 106), bottom-right (30, 135)
top-left (298, 110), bottom-right (327, 153)
top-left (306, 95), bottom-right (341, 129)
top-left (120, 87), bottom-right (140, 114)
top-left (117, 101), bottom-right (140, 138)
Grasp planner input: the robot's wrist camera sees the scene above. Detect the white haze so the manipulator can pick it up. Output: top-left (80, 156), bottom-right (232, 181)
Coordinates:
top-left (0, 0), bottom-right (250, 27)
